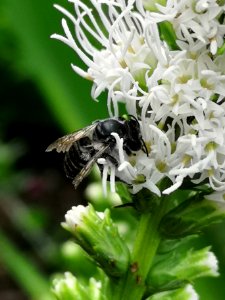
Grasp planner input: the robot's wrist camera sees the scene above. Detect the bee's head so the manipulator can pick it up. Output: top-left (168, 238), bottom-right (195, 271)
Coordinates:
top-left (94, 118), bottom-right (126, 143)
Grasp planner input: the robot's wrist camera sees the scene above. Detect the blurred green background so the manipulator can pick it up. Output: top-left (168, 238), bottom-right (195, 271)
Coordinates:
top-left (0, 0), bottom-right (225, 299)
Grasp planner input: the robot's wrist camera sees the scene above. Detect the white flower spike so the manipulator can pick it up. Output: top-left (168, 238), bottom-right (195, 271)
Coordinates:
top-left (53, 0), bottom-right (225, 195)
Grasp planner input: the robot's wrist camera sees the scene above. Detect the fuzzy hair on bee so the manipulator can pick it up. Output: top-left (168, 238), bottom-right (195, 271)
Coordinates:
top-left (46, 116), bottom-right (148, 189)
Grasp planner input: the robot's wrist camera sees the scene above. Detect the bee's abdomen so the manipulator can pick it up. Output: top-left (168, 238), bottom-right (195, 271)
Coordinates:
top-left (64, 138), bottom-right (95, 180)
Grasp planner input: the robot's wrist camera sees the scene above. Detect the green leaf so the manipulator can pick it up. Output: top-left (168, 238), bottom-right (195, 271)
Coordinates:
top-left (160, 193), bottom-right (225, 238)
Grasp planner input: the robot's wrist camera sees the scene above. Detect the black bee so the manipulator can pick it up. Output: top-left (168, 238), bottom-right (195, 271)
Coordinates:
top-left (46, 116), bottom-right (148, 188)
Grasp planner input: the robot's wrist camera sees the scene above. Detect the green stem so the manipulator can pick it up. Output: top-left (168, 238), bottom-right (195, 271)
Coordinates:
top-left (117, 197), bottom-right (168, 300)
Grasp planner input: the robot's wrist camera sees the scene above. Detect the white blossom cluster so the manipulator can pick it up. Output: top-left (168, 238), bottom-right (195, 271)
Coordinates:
top-left (147, 0), bottom-right (225, 55)
top-left (52, 0), bottom-right (225, 196)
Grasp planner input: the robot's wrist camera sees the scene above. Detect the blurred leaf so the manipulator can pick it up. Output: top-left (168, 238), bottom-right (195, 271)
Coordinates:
top-left (1, 0), bottom-right (107, 132)
top-left (0, 228), bottom-right (54, 300)
top-left (60, 241), bottom-right (98, 278)
top-left (195, 276), bottom-right (225, 300)
top-left (0, 140), bottom-right (24, 179)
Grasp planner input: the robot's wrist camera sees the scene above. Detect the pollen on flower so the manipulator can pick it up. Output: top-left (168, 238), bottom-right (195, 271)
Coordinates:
top-left (171, 94), bottom-right (179, 106)
top-left (200, 78), bottom-right (215, 90)
top-left (177, 75), bottom-right (192, 84)
top-left (145, 141), bottom-right (151, 154)
top-left (182, 154), bottom-right (192, 166)
top-left (208, 169), bottom-right (214, 177)
top-left (205, 141), bottom-right (218, 152)
top-left (132, 174), bottom-right (146, 184)
top-left (156, 160), bottom-right (167, 173)
top-left (119, 59), bottom-right (128, 68)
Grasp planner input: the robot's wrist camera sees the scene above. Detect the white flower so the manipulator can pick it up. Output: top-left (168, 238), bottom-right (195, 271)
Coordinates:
top-left (145, 0), bottom-right (225, 55)
top-left (53, 0), bottom-right (225, 196)
top-left (64, 205), bottom-right (87, 228)
top-left (184, 285), bottom-right (199, 300)
top-left (148, 284), bottom-right (199, 300)
top-left (64, 205), bottom-right (104, 230)
top-left (204, 251), bottom-right (219, 276)
top-left (52, 0), bottom-right (167, 116)
top-left (53, 272), bottom-right (102, 299)
top-left (205, 191), bottom-right (225, 202)
top-left (140, 49), bottom-right (225, 195)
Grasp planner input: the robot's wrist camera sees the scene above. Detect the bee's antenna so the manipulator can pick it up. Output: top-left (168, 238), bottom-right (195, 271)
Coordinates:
top-left (128, 114), bottom-right (139, 123)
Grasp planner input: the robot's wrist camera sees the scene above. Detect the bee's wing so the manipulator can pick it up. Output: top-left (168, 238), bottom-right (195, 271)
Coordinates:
top-left (46, 123), bottom-right (97, 153)
top-left (72, 143), bottom-right (110, 189)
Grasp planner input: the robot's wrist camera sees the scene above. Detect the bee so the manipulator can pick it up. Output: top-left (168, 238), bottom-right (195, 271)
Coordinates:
top-left (46, 116), bottom-right (148, 188)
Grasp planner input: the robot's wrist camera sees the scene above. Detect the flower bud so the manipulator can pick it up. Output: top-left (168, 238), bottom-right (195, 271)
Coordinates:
top-left (148, 247), bottom-right (218, 290)
top-left (52, 272), bottom-right (103, 300)
top-left (147, 284), bottom-right (199, 300)
top-left (63, 205), bottom-right (130, 277)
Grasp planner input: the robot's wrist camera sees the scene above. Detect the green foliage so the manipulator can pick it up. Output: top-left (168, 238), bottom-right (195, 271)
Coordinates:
top-left (160, 193), bottom-right (225, 238)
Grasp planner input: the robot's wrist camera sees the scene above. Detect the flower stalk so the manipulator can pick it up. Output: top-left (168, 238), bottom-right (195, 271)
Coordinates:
top-left (117, 196), bottom-right (168, 300)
